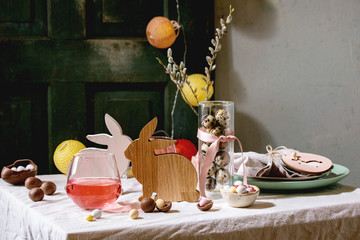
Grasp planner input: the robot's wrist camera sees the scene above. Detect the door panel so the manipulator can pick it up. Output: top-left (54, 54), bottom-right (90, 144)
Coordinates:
top-left (87, 0), bottom-right (163, 37)
top-left (49, 0), bottom-right (86, 39)
top-left (0, 83), bottom-right (48, 173)
top-left (93, 88), bottom-right (164, 140)
top-left (48, 82), bottom-right (86, 173)
top-left (0, 0), bottom-right (31, 22)
top-left (0, 0), bottom-right (47, 37)
top-left (0, 0), bottom-right (214, 174)
top-left (0, 39), bottom-right (165, 83)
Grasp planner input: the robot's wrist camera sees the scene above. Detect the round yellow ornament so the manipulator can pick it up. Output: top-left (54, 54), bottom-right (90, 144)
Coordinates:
top-left (181, 74), bottom-right (213, 106)
top-left (53, 140), bottom-right (86, 174)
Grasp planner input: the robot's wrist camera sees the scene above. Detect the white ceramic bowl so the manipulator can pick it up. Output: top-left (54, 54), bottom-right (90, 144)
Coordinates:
top-left (220, 185), bottom-right (260, 208)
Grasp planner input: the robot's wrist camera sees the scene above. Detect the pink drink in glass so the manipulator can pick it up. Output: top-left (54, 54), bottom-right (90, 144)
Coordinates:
top-left (66, 177), bottom-right (121, 209)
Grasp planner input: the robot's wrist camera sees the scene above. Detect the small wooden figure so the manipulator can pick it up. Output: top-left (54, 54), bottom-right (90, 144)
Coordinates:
top-left (124, 117), bottom-right (199, 202)
top-left (282, 152), bottom-right (333, 174)
top-left (86, 114), bottom-right (132, 177)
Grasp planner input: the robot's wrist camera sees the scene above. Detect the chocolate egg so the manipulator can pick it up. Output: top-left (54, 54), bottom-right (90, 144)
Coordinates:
top-left (40, 181), bottom-right (57, 195)
top-left (29, 187), bottom-right (44, 202)
top-left (25, 177), bottom-right (43, 190)
top-left (1, 159), bottom-right (38, 185)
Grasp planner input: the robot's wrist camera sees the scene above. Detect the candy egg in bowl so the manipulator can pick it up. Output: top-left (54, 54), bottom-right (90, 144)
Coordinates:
top-left (220, 185), bottom-right (260, 208)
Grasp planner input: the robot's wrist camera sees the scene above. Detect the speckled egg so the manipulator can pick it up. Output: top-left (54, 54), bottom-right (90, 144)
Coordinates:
top-left (207, 162), bottom-right (217, 177)
top-left (219, 141), bottom-right (229, 149)
top-left (215, 168), bottom-right (230, 184)
top-left (215, 109), bottom-right (231, 128)
top-left (214, 150), bottom-right (230, 168)
top-left (201, 114), bottom-right (217, 129)
top-left (201, 142), bottom-right (210, 156)
top-left (205, 177), bottom-right (217, 191)
top-left (210, 126), bottom-right (224, 137)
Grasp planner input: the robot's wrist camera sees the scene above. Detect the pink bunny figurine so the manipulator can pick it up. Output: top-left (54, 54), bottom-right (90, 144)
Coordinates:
top-left (86, 114), bottom-right (132, 177)
top-left (124, 117), bottom-right (199, 202)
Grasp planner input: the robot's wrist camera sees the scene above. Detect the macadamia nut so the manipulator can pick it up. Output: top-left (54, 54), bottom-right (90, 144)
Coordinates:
top-left (129, 209), bottom-right (139, 219)
top-left (155, 199), bottom-right (166, 209)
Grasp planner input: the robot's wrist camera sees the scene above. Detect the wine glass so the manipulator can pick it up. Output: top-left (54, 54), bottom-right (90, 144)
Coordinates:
top-left (66, 150), bottom-right (122, 210)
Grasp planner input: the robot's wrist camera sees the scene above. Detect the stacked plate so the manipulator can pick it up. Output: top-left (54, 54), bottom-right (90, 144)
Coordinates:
top-left (234, 151), bottom-right (350, 191)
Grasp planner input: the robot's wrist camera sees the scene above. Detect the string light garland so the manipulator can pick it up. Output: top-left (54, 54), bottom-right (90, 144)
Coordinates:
top-left (147, 2), bottom-right (235, 138)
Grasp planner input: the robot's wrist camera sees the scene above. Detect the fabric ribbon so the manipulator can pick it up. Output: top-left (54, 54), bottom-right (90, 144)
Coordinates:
top-left (265, 145), bottom-right (289, 161)
top-left (197, 129), bottom-right (248, 198)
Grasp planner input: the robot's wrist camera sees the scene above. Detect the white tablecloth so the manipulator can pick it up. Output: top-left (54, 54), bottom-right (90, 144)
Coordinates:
top-left (1, 174), bottom-right (360, 240)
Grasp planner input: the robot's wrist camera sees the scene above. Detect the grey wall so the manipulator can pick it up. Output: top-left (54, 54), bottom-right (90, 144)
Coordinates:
top-left (214, 0), bottom-right (360, 187)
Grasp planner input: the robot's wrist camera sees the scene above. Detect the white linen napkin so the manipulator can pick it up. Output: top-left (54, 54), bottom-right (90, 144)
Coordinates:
top-left (234, 147), bottom-right (311, 178)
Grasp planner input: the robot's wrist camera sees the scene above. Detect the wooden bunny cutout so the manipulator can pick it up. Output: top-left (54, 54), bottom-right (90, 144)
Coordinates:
top-left (86, 113), bottom-right (132, 177)
top-left (124, 117), bottom-right (199, 202)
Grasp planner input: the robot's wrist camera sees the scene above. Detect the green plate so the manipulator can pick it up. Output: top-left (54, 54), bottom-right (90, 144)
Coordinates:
top-left (233, 163), bottom-right (349, 190)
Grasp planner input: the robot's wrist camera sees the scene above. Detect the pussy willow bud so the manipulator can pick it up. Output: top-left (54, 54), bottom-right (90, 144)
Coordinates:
top-left (167, 48), bottom-right (172, 58)
top-left (226, 15), bottom-right (232, 24)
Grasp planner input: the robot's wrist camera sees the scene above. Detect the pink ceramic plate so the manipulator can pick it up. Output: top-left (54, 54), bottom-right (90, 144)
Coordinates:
top-left (236, 170), bottom-right (330, 181)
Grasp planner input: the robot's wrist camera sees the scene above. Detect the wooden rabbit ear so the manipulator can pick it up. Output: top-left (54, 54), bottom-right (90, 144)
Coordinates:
top-left (105, 113), bottom-right (122, 136)
top-left (139, 117), bottom-right (158, 141)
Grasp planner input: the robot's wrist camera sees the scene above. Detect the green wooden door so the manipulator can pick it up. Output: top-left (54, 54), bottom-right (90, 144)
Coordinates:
top-left (0, 0), bottom-right (213, 174)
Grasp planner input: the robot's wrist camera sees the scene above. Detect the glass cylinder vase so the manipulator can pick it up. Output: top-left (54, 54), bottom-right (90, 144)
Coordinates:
top-left (198, 101), bottom-right (234, 197)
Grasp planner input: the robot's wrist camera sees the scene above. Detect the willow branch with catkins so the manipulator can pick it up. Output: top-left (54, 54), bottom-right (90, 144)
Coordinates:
top-left (204, 5), bottom-right (235, 100)
top-left (157, 50), bottom-right (198, 116)
top-left (157, 5), bottom-right (234, 137)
